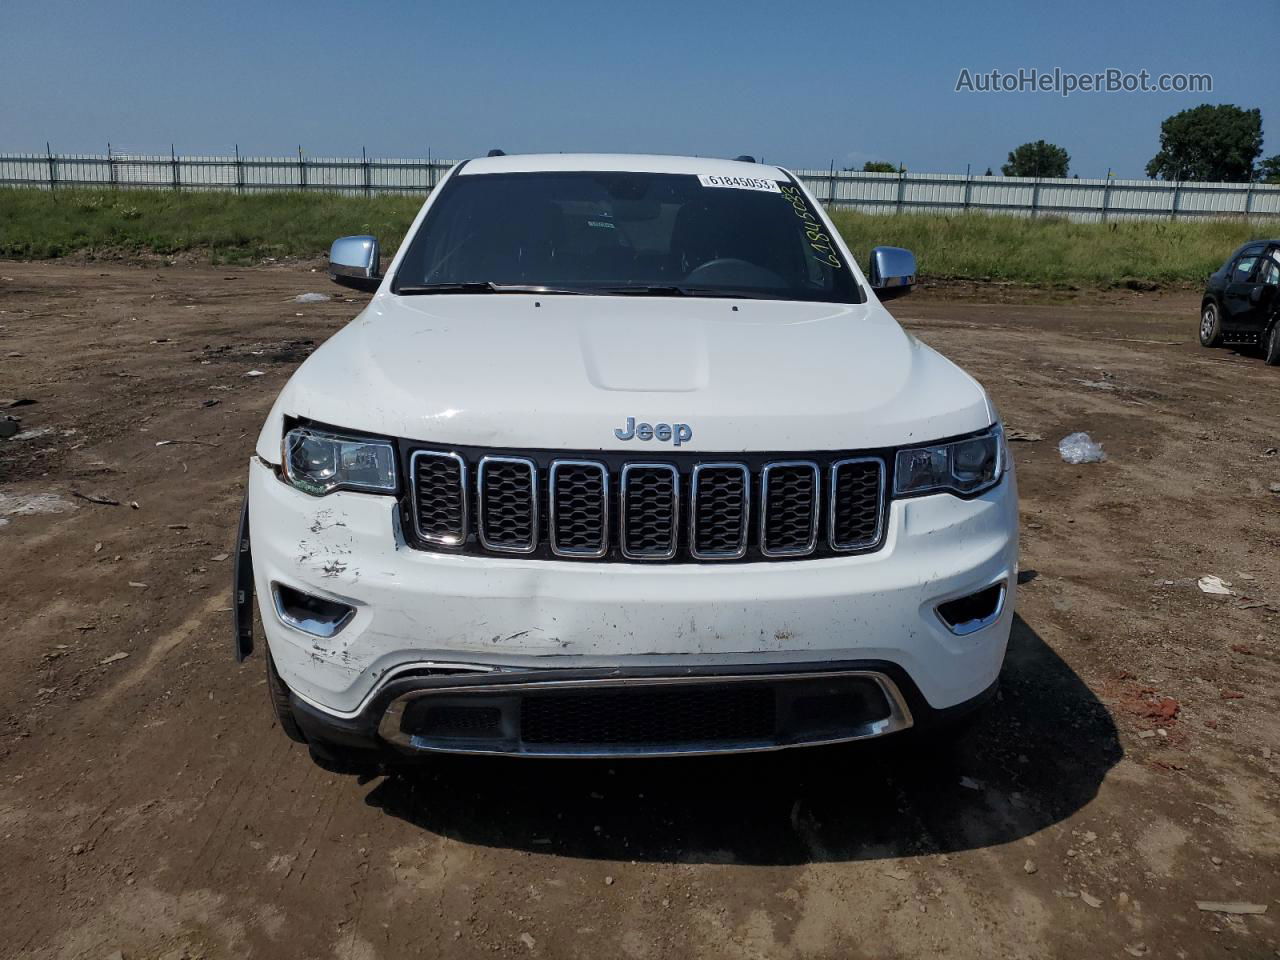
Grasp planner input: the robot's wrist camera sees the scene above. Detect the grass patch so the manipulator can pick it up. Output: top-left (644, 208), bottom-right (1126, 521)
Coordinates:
top-left (0, 188), bottom-right (421, 264)
top-left (830, 210), bottom-right (1268, 287)
top-left (0, 187), bottom-right (1273, 285)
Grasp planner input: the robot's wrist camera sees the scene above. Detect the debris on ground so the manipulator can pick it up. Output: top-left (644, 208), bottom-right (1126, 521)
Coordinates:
top-left (0, 398), bottom-right (35, 409)
top-left (9, 426), bottom-right (54, 442)
top-left (294, 292), bottom-right (331, 303)
top-left (1197, 575), bottom-right (1232, 596)
top-left (99, 652), bottom-right (130, 665)
top-left (71, 491), bottom-right (120, 506)
top-left (1080, 892), bottom-right (1102, 908)
top-left (1058, 432), bottom-right (1106, 464)
top-left (1006, 428), bottom-right (1043, 442)
top-left (0, 493), bottom-right (75, 516)
top-left (959, 776), bottom-right (983, 790)
top-left (1023, 860), bottom-right (1038, 874)
top-left (245, 370), bottom-right (265, 377)
top-left (0, 418), bottom-right (18, 439)
top-left (1195, 901), bottom-right (1267, 915)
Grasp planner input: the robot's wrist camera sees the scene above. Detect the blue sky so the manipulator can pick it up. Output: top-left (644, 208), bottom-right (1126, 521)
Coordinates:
top-left (3, 0), bottom-right (1277, 178)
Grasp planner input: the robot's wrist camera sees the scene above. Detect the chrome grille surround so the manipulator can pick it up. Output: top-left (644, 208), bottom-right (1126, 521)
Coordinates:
top-left (476, 455), bottom-right (538, 554)
top-left (829, 457), bottom-right (886, 552)
top-left (407, 447), bottom-right (889, 563)
top-left (620, 463), bottom-right (680, 560)
top-left (549, 460), bottom-right (609, 558)
top-left (759, 461), bottom-right (820, 558)
top-left (689, 462), bottom-right (750, 560)
top-left (409, 450), bottom-right (468, 546)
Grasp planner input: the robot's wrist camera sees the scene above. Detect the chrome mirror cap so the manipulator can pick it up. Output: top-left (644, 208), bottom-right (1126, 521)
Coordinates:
top-left (328, 235), bottom-right (382, 292)
top-left (869, 245), bottom-right (917, 300)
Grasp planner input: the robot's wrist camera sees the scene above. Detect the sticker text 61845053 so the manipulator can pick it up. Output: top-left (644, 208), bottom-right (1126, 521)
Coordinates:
top-left (697, 174), bottom-right (781, 193)
top-left (779, 182), bottom-right (842, 269)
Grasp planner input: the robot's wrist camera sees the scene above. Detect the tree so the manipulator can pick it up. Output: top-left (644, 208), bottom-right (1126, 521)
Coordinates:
top-left (1145, 104), bottom-right (1262, 182)
top-left (861, 161), bottom-right (898, 173)
top-left (1001, 141), bottom-right (1070, 178)
top-left (1259, 155), bottom-right (1280, 184)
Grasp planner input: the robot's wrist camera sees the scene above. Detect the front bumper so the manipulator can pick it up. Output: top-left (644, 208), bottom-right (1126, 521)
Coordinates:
top-left (246, 455), bottom-right (1017, 740)
top-left (286, 659), bottom-right (998, 760)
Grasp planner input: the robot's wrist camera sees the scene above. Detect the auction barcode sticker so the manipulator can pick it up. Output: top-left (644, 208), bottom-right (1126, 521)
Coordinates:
top-left (697, 174), bottom-right (781, 192)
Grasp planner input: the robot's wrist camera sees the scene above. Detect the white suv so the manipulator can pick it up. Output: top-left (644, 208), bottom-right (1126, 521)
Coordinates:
top-left (233, 153), bottom-right (1017, 771)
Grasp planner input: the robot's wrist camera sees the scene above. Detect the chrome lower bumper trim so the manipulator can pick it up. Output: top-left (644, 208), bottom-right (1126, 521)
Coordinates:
top-left (376, 669), bottom-right (915, 758)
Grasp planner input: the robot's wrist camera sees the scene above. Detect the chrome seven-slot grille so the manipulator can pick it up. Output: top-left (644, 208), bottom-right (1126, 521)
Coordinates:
top-left (407, 449), bottom-right (886, 563)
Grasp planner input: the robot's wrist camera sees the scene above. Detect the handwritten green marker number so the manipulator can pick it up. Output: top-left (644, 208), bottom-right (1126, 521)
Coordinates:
top-left (779, 183), bottom-right (842, 269)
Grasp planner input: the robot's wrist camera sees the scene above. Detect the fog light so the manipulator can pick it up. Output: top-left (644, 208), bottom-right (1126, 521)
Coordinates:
top-left (271, 583), bottom-right (355, 638)
top-left (936, 582), bottom-right (1006, 636)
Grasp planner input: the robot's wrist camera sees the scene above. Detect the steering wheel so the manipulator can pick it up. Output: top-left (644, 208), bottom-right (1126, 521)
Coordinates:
top-left (684, 257), bottom-right (785, 287)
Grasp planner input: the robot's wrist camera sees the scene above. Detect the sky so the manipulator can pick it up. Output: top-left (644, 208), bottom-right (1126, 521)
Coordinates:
top-left (2, 0), bottom-right (1277, 179)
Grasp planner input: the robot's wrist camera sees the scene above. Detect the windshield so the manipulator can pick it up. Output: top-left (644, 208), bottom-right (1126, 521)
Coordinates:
top-left (392, 171), bottom-right (863, 303)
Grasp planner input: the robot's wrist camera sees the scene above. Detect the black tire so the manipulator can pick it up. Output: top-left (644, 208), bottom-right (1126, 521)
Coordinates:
top-left (266, 651), bottom-right (308, 744)
top-left (1264, 322), bottom-right (1280, 366)
top-left (1199, 300), bottom-right (1223, 347)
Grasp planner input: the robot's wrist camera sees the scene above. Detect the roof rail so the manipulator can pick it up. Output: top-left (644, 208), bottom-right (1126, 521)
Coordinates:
top-left (486, 149), bottom-right (506, 157)
top-left (733, 155), bottom-right (756, 163)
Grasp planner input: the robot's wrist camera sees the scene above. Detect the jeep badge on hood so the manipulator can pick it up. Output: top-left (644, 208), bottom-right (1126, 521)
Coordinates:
top-left (614, 417), bottom-right (693, 445)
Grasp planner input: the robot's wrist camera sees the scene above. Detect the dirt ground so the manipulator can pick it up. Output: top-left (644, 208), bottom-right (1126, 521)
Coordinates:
top-left (0, 260), bottom-right (1277, 960)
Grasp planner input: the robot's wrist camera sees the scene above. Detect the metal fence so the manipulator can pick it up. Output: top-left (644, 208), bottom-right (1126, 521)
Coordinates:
top-left (2, 149), bottom-right (1279, 222)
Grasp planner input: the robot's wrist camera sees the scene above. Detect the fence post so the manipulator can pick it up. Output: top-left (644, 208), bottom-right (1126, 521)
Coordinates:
top-left (108, 143), bottom-right (117, 188)
top-left (896, 169), bottom-right (906, 214)
top-left (46, 142), bottom-right (56, 190)
top-left (1244, 179), bottom-right (1255, 222)
top-left (1101, 171), bottom-right (1112, 223)
top-left (827, 161), bottom-right (836, 207)
top-left (298, 146), bottom-right (306, 191)
top-left (1030, 177), bottom-right (1040, 218)
top-left (363, 146), bottom-right (371, 198)
top-left (1170, 180), bottom-right (1181, 221)
top-left (170, 145), bottom-right (179, 191)
top-left (963, 164), bottom-right (971, 212)
top-left (235, 144), bottom-right (244, 195)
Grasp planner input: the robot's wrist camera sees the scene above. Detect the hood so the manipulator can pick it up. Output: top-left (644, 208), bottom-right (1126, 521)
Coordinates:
top-left (256, 294), bottom-right (992, 461)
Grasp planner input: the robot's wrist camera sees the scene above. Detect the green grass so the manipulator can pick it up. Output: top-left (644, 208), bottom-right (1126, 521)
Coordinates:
top-left (829, 209), bottom-right (1269, 287)
top-left (0, 187), bottom-right (1273, 285)
top-left (0, 188), bottom-right (421, 263)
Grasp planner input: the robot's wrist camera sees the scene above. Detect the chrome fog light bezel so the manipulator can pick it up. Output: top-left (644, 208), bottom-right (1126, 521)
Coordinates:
top-left (271, 582), bottom-right (356, 639)
top-left (935, 581), bottom-right (1007, 636)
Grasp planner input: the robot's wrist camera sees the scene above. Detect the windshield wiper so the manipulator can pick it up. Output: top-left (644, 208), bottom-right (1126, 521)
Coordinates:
top-left (396, 282), bottom-right (589, 295)
top-left (593, 286), bottom-right (790, 300)
top-left (592, 285), bottom-right (692, 296)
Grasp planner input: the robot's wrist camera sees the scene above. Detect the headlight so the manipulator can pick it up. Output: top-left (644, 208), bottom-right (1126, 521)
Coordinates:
top-left (282, 426), bottom-right (397, 496)
top-left (894, 423), bottom-right (1005, 498)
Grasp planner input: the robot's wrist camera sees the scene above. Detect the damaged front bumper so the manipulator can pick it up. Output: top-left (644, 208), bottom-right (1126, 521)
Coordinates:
top-left (238, 454), bottom-right (1017, 759)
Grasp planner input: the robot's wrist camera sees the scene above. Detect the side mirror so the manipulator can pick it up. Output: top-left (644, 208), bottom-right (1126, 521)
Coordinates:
top-left (869, 246), bottom-right (917, 300)
top-left (328, 236), bottom-right (381, 292)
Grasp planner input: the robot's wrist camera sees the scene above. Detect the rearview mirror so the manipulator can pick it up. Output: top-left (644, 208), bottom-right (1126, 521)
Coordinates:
top-left (328, 236), bottom-right (382, 292)
top-left (869, 246), bottom-right (917, 300)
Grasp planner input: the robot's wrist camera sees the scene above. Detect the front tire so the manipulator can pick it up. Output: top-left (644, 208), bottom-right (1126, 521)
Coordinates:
top-left (1264, 322), bottom-right (1280, 366)
top-left (1199, 301), bottom-right (1223, 347)
top-left (266, 651), bottom-right (308, 744)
